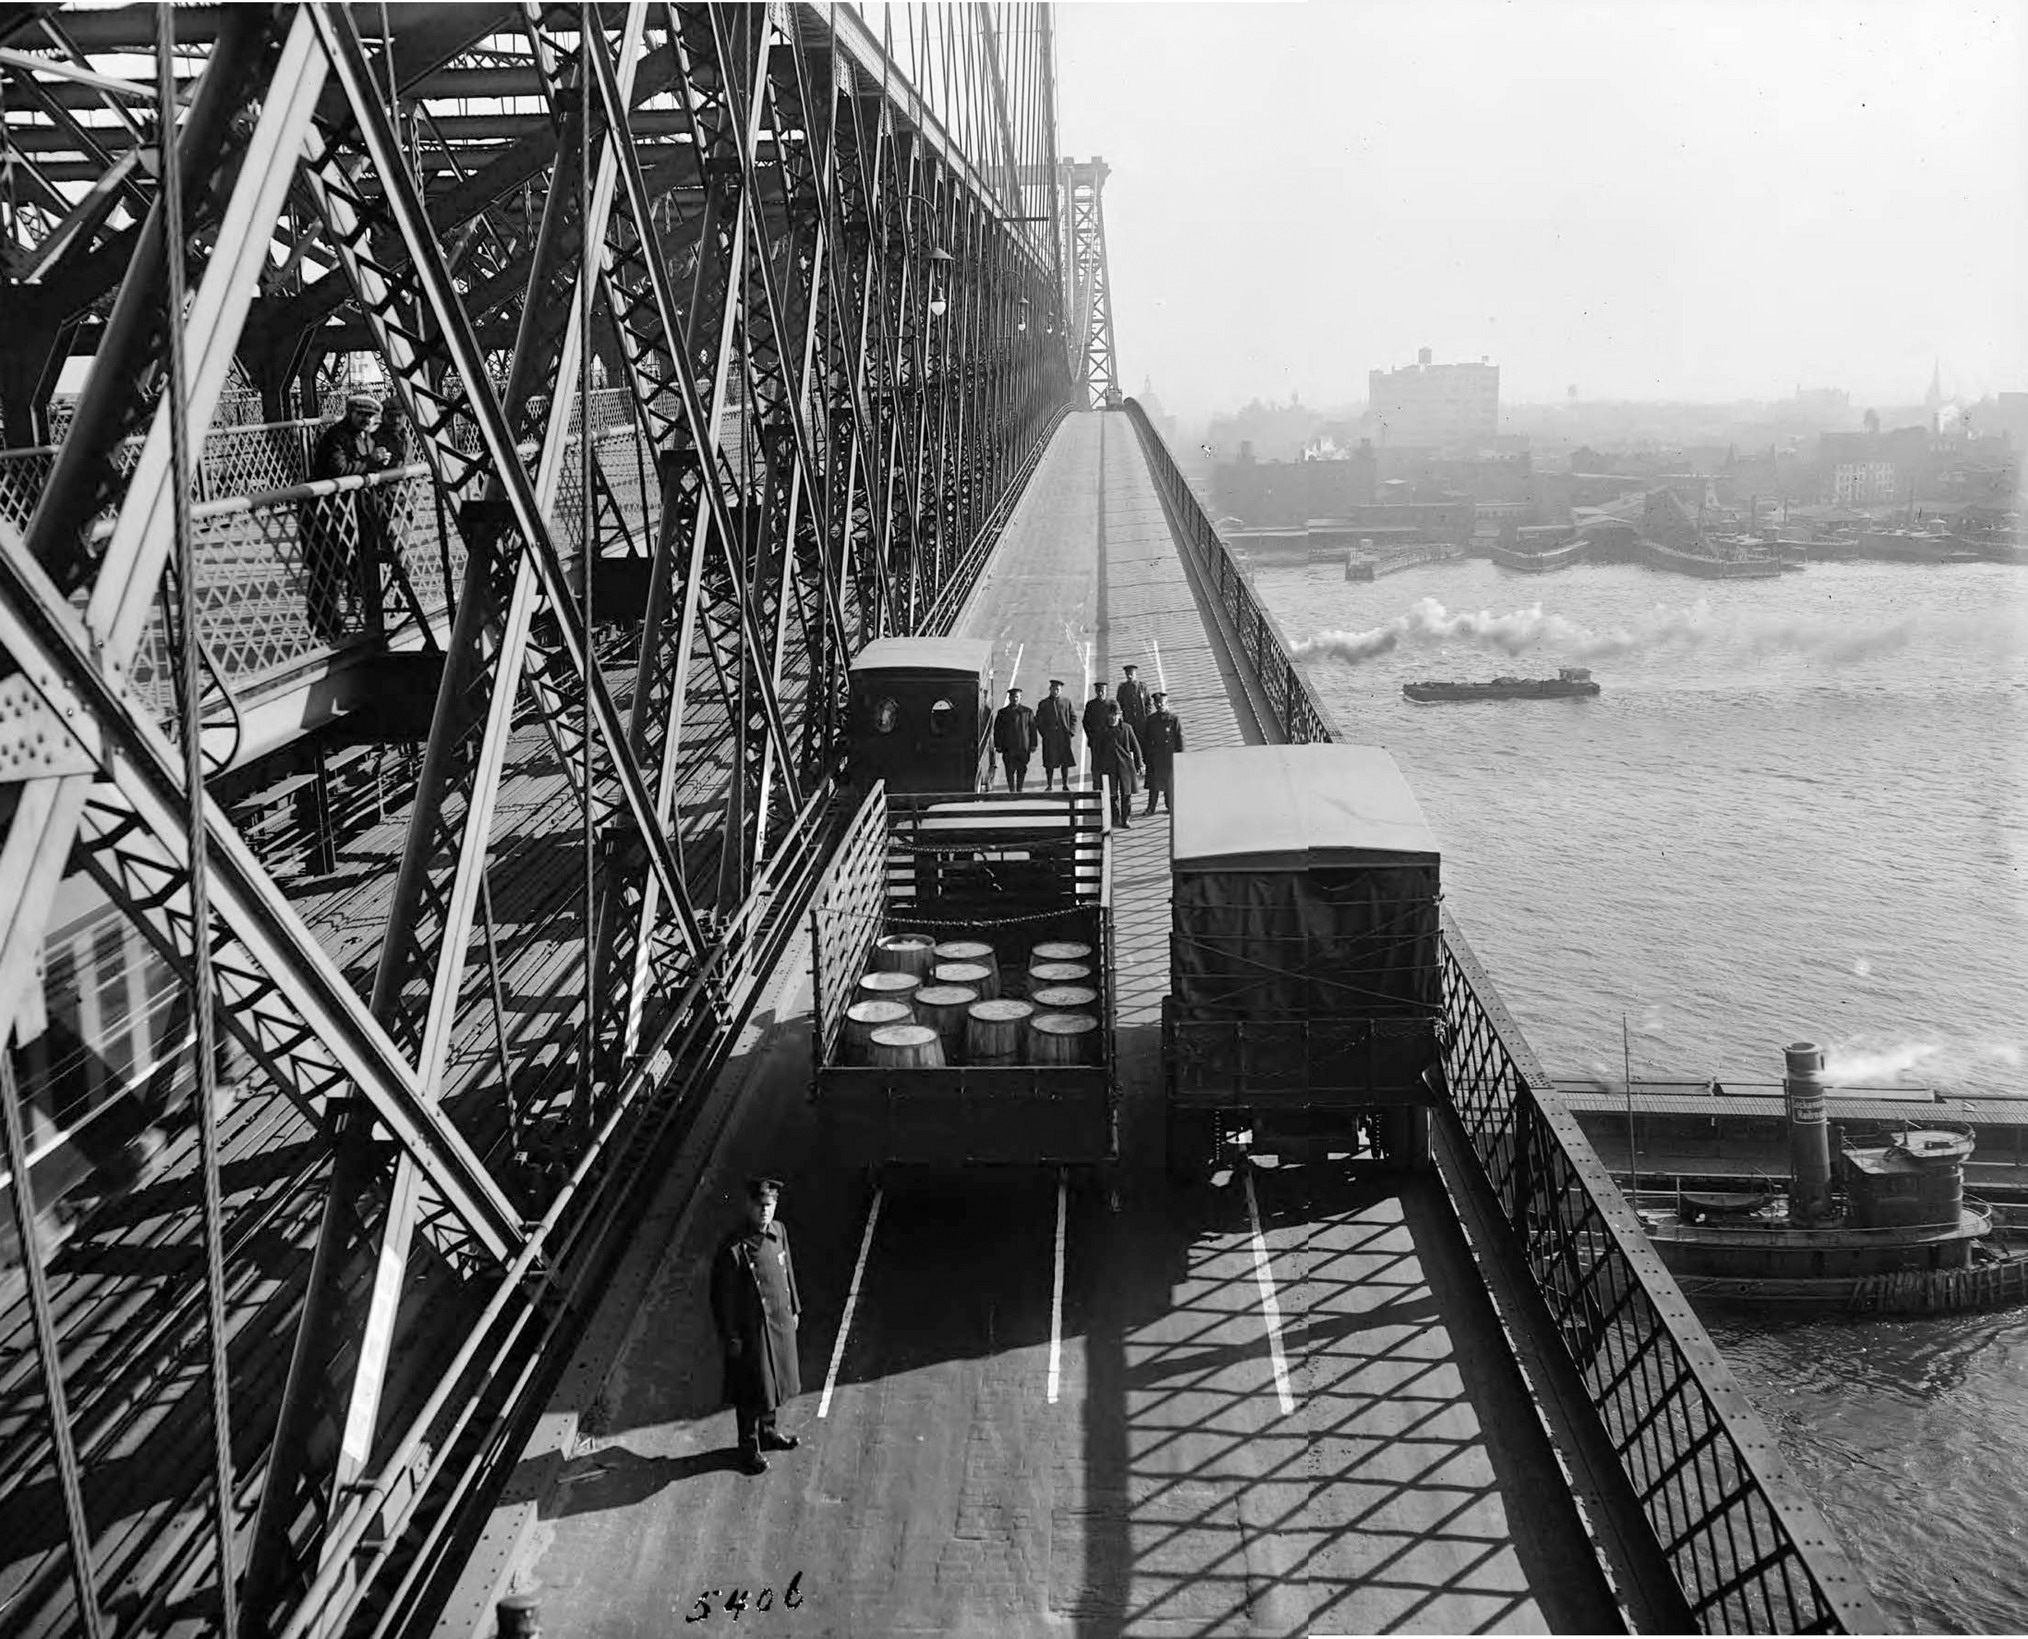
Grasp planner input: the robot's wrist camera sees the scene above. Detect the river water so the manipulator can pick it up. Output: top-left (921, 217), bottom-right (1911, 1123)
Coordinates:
top-left (1246, 556), bottom-right (2028, 1634)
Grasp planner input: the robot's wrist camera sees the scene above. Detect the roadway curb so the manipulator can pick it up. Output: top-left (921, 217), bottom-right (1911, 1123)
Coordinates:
top-left (431, 936), bottom-right (813, 1639)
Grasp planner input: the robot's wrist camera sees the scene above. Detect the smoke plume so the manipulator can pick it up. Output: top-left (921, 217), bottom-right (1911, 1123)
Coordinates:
top-left (1290, 596), bottom-right (2010, 668)
top-left (1822, 1037), bottom-right (2025, 1088)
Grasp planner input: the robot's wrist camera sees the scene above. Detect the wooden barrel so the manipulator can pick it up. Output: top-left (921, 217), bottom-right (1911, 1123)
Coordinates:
top-left (966, 998), bottom-right (1034, 1064)
top-left (868, 1024), bottom-right (945, 1069)
top-left (1030, 941), bottom-right (1092, 968)
top-left (1027, 962), bottom-right (1091, 989)
top-left (871, 933), bottom-right (937, 979)
top-left (857, 970), bottom-right (921, 1009)
top-left (844, 999), bottom-right (915, 1065)
top-left (1026, 1011), bottom-right (1098, 1065)
top-left (914, 984), bottom-right (979, 1055)
top-left (933, 941), bottom-right (1001, 998)
top-left (932, 961), bottom-right (996, 1000)
top-left (1031, 984), bottom-right (1098, 1013)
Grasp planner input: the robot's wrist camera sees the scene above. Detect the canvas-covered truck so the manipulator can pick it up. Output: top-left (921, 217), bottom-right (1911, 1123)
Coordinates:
top-left (1161, 743), bottom-right (1446, 1181)
top-left (809, 639), bottom-right (1118, 1171)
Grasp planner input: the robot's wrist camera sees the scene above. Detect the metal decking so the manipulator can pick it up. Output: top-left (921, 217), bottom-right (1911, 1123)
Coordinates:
top-left (485, 413), bottom-right (1623, 1635)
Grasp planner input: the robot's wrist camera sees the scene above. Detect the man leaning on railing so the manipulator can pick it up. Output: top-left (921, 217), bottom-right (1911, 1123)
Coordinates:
top-left (302, 391), bottom-right (396, 641)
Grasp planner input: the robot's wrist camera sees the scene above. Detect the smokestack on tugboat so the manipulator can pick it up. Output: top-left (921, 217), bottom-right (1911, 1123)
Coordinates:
top-left (1783, 1041), bottom-right (1835, 1224)
top-left (1633, 1036), bottom-right (2027, 1313)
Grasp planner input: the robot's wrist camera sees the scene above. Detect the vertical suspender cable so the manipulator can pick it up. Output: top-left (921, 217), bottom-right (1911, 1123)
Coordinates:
top-left (579, 8), bottom-right (597, 1125)
top-left (158, 5), bottom-right (239, 1632)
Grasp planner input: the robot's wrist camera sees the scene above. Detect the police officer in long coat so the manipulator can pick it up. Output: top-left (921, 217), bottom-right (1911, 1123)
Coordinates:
top-left (1082, 681), bottom-right (1110, 767)
top-left (1091, 700), bottom-right (1144, 829)
top-left (1141, 689), bottom-right (1185, 815)
top-left (710, 1176), bottom-right (804, 1474)
top-left (1116, 663), bottom-right (1150, 737)
top-left (1036, 679), bottom-right (1078, 791)
top-left (991, 686), bottom-right (1039, 792)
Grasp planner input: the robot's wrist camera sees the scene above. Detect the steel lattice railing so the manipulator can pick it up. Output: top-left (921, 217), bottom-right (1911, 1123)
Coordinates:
top-left (8, 413), bottom-right (657, 734)
top-left (1122, 396), bottom-right (1880, 1635)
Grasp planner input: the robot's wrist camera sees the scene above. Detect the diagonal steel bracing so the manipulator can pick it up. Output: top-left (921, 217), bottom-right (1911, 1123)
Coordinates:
top-left (0, 6), bottom-right (1072, 1633)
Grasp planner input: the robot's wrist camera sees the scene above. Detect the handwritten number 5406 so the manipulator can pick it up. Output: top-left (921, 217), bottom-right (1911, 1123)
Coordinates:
top-left (686, 1571), bottom-right (804, 1621)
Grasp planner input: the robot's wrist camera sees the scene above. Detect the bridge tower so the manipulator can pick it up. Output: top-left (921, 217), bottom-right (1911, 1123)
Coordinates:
top-left (1059, 157), bottom-right (1120, 408)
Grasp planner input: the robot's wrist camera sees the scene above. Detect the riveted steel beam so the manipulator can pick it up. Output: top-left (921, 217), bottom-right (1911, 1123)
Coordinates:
top-left (0, 8), bottom-right (1075, 1634)
top-left (0, 522), bottom-right (523, 1257)
top-left (0, 5), bottom-right (319, 1059)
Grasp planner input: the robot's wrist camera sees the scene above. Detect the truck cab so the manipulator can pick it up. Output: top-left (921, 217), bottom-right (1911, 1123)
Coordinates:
top-left (847, 637), bottom-right (992, 795)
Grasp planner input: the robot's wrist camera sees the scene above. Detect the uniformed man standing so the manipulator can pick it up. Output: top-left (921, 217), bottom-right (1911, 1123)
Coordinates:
top-left (1082, 681), bottom-right (1111, 773)
top-left (991, 685), bottom-right (1039, 792)
top-left (1117, 663), bottom-right (1150, 737)
top-left (1141, 689), bottom-right (1185, 815)
top-left (1036, 679), bottom-right (1078, 791)
top-left (1090, 700), bottom-right (1144, 829)
top-left (710, 1176), bottom-right (804, 1475)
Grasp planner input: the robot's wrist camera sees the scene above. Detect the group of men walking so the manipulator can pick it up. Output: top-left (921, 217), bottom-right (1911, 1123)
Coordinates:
top-left (988, 661), bottom-right (1185, 829)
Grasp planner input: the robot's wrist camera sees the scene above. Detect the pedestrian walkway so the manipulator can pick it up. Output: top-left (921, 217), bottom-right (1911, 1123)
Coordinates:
top-left (462, 412), bottom-right (1620, 1637)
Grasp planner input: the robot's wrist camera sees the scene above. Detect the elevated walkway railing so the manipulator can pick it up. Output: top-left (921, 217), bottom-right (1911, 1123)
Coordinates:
top-left (1123, 398), bottom-right (1878, 1635)
top-left (7, 410), bottom-right (653, 746)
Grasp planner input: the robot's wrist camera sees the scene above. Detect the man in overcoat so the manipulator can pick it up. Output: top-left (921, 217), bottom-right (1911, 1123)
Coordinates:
top-left (1141, 689), bottom-right (1185, 815)
top-left (1082, 681), bottom-right (1111, 771)
top-left (304, 393), bottom-right (396, 640)
top-left (991, 685), bottom-right (1039, 792)
top-left (1116, 663), bottom-right (1150, 737)
top-left (710, 1176), bottom-right (804, 1474)
top-left (1036, 679), bottom-right (1078, 791)
top-left (1091, 700), bottom-right (1144, 829)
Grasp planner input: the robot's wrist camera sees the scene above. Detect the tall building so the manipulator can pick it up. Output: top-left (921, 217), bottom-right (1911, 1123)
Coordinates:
top-left (1367, 347), bottom-right (1499, 447)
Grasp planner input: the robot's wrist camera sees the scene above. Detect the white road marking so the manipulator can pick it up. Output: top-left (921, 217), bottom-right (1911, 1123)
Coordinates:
top-left (818, 1188), bottom-right (883, 1418)
top-left (1047, 1168), bottom-right (1068, 1403)
top-left (1244, 1166), bottom-right (1297, 1414)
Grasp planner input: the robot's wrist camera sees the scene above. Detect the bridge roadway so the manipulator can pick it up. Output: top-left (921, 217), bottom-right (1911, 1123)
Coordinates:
top-left (464, 412), bottom-right (1624, 1636)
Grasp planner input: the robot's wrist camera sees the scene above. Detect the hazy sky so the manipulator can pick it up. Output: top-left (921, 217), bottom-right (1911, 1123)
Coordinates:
top-left (1052, 1), bottom-right (2027, 420)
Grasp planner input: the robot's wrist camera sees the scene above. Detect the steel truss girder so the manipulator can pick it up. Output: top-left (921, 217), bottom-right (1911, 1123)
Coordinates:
top-left (0, 521), bottom-right (522, 1257)
top-left (244, 5), bottom-right (707, 1617)
top-left (0, 5), bottom-right (1072, 1633)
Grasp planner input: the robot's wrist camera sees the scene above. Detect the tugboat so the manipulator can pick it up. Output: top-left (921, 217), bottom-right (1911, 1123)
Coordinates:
top-left (1402, 666), bottom-right (1600, 703)
top-left (1636, 1042), bottom-right (2028, 1312)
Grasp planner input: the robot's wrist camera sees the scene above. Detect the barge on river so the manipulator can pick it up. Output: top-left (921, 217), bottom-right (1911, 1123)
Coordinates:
top-left (1403, 667), bottom-right (1600, 704)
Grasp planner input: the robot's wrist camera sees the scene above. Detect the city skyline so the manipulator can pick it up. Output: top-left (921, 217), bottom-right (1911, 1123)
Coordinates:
top-left (1053, 2), bottom-right (2026, 420)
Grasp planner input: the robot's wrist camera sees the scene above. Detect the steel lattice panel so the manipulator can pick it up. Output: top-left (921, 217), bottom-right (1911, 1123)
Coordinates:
top-left (0, 5), bottom-right (1071, 1633)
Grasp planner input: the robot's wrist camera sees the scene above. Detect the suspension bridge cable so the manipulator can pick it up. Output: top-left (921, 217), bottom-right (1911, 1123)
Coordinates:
top-left (157, 4), bottom-right (237, 1633)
